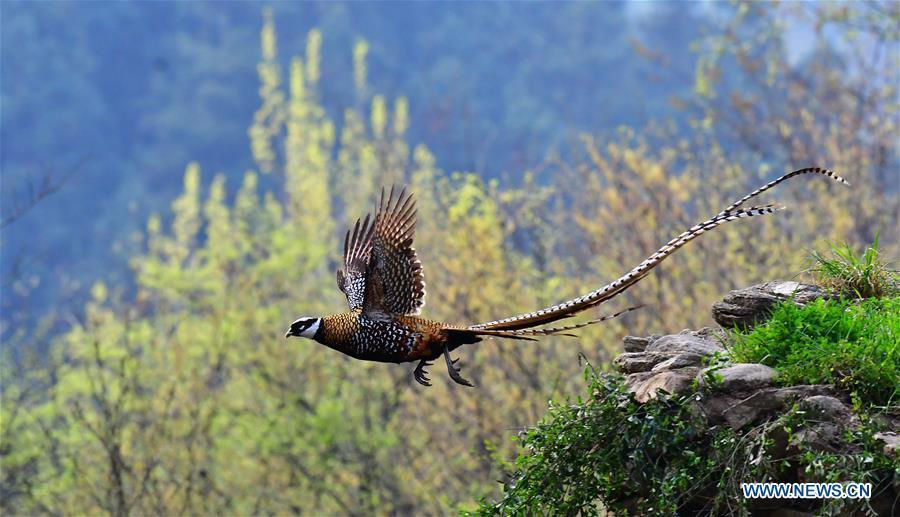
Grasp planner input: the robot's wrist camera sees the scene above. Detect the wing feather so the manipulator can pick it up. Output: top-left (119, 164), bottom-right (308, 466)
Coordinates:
top-left (362, 186), bottom-right (427, 315)
top-left (337, 213), bottom-right (374, 310)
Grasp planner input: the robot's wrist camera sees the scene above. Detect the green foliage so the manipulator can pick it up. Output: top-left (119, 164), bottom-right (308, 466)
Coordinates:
top-left (810, 236), bottom-right (899, 299)
top-left (728, 297), bottom-right (900, 407)
top-left (775, 405), bottom-right (899, 516)
top-left (477, 371), bottom-right (729, 515)
top-left (479, 369), bottom-right (897, 516)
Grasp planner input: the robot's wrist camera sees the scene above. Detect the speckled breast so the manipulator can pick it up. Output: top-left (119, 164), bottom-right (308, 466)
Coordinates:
top-left (349, 316), bottom-right (424, 362)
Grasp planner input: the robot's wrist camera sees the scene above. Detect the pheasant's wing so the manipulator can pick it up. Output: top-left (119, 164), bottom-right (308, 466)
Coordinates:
top-left (361, 186), bottom-right (427, 316)
top-left (336, 214), bottom-right (375, 310)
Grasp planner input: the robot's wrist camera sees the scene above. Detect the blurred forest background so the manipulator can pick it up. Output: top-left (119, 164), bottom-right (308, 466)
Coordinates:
top-left (1, 1), bottom-right (897, 514)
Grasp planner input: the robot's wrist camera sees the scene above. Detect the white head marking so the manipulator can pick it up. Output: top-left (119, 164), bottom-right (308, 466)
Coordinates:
top-left (294, 317), bottom-right (320, 339)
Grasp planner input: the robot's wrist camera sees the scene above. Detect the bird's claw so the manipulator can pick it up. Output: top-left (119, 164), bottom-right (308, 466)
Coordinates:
top-left (413, 360), bottom-right (433, 387)
top-left (443, 349), bottom-right (474, 388)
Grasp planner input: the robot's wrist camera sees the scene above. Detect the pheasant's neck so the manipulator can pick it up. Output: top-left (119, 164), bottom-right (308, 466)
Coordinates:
top-left (315, 313), bottom-right (361, 358)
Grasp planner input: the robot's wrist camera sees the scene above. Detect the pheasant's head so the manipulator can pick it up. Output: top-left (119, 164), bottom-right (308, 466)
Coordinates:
top-left (285, 317), bottom-right (321, 339)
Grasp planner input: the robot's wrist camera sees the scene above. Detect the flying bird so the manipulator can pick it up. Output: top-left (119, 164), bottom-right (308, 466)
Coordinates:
top-left (285, 167), bottom-right (847, 387)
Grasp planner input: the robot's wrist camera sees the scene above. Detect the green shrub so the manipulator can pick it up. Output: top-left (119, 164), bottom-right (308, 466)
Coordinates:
top-left (475, 371), bottom-right (738, 515)
top-left (478, 295), bottom-right (899, 515)
top-left (475, 369), bottom-right (897, 516)
top-left (728, 297), bottom-right (900, 407)
top-left (809, 236), bottom-right (898, 299)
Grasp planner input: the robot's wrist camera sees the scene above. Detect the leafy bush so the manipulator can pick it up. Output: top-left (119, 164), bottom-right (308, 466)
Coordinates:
top-left (809, 236), bottom-right (898, 299)
top-left (475, 371), bottom-right (736, 515)
top-left (478, 368), bottom-right (898, 516)
top-left (728, 297), bottom-right (900, 406)
top-left (480, 294), bottom-right (899, 514)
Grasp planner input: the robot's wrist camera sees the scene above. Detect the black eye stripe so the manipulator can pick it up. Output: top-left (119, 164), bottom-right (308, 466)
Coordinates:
top-left (293, 319), bottom-right (315, 330)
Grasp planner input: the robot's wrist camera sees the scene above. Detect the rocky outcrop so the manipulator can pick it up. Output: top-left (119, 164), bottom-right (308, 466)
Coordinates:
top-left (712, 281), bottom-right (828, 329)
top-left (616, 329), bottom-right (725, 403)
top-left (617, 282), bottom-right (855, 410)
top-left (874, 432), bottom-right (899, 460)
top-left (611, 281), bottom-right (898, 515)
top-left (700, 363), bottom-right (778, 391)
top-left (703, 384), bottom-right (837, 430)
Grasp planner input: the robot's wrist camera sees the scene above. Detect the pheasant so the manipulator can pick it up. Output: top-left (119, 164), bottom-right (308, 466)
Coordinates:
top-left (285, 167), bottom-right (847, 387)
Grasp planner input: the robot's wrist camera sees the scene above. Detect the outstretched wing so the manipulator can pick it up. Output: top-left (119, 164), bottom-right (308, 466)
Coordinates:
top-left (361, 186), bottom-right (427, 316)
top-left (336, 214), bottom-right (375, 310)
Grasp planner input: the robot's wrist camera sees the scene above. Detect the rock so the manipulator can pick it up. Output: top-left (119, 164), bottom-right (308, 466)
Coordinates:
top-left (768, 385), bottom-right (836, 402)
top-left (602, 280), bottom-right (897, 514)
top-left (694, 392), bottom-right (742, 424)
top-left (791, 422), bottom-right (844, 453)
top-left (614, 352), bottom-right (676, 374)
top-left (701, 363), bottom-right (778, 392)
top-left (624, 371), bottom-right (655, 393)
top-left (719, 391), bottom-right (782, 429)
top-left (692, 326), bottom-right (727, 341)
top-left (797, 395), bottom-right (851, 423)
top-left (646, 334), bottom-right (725, 357)
top-left (628, 367), bottom-right (700, 403)
top-left (709, 385), bottom-right (834, 429)
top-left (622, 334), bottom-right (663, 352)
top-left (651, 353), bottom-right (704, 372)
top-left (712, 281), bottom-right (827, 329)
top-left (871, 412), bottom-right (900, 432)
top-left (622, 335), bottom-right (651, 353)
top-left (874, 432), bottom-right (900, 460)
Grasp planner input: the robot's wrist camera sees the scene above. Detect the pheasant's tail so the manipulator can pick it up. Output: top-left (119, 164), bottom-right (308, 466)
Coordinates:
top-left (470, 166), bottom-right (848, 332)
top-left (717, 167), bottom-right (848, 216)
top-left (456, 306), bottom-right (642, 341)
top-left (487, 305), bottom-right (644, 337)
top-left (447, 328), bottom-right (539, 342)
top-left (470, 205), bottom-right (782, 331)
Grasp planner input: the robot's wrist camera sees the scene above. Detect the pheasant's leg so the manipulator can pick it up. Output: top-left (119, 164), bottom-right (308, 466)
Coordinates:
top-left (443, 347), bottom-right (474, 387)
top-left (413, 360), bottom-right (432, 387)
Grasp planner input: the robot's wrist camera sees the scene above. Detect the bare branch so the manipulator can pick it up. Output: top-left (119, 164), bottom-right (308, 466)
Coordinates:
top-left (1, 156), bottom-right (89, 229)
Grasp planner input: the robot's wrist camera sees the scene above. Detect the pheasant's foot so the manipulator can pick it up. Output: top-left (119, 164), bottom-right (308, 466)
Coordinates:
top-left (443, 347), bottom-right (474, 387)
top-left (413, 360), bottom-right (432, 387)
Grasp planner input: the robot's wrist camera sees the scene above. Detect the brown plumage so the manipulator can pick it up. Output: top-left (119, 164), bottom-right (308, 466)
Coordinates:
top-left (285, 167), bottom-right (847, 387)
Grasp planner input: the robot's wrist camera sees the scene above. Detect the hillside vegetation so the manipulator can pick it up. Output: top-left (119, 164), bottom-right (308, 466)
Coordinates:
top-left (481, 273), bottom-right (899, 515)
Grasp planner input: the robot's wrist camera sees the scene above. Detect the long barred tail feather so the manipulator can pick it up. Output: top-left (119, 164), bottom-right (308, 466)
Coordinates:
top-left (493, 305), bottom-right (644, 337)
top-left (449, 329), bottom-right (539, 342)
top-left (469, 166), bottom-right (847, 332)
top-left (718, 167), bottom-right (848, 217)
top-left (469, 205), bottom-right (783, 331)
top-left (454, 306), bottom-right (643, 341)
top-left (628, 203), bottom-right (778, 274)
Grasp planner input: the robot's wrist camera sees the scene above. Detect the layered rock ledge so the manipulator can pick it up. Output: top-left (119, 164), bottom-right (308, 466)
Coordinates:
top-left (611, 281), bottom-right (899, 515)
